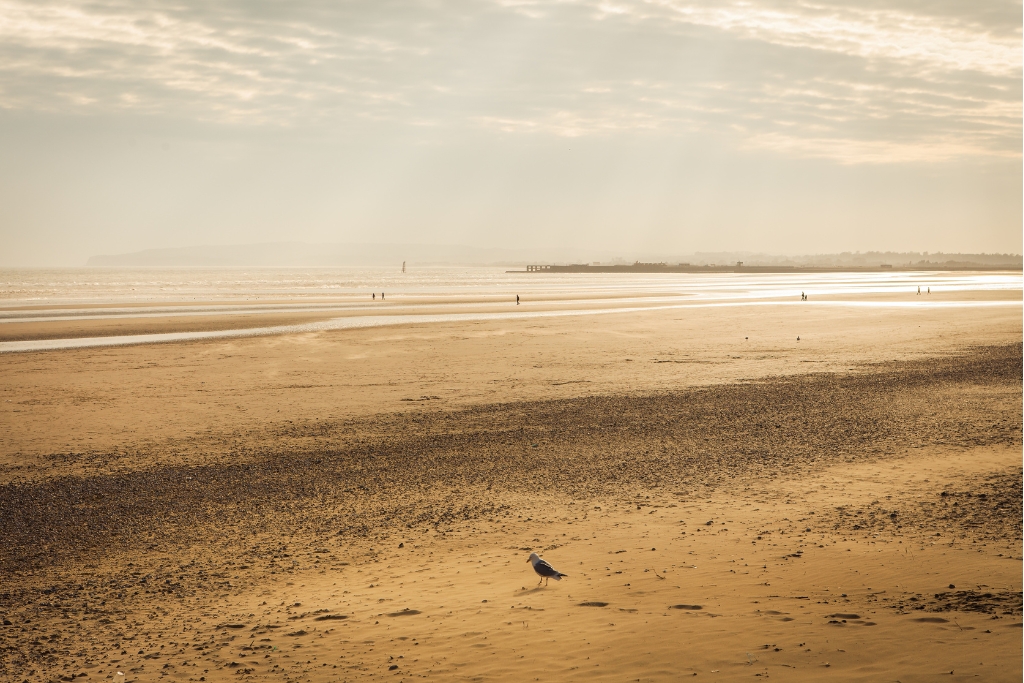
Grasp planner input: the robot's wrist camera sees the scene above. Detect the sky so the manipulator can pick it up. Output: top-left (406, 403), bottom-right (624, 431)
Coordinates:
top-left (0, 0), bottom-right (1021, 266)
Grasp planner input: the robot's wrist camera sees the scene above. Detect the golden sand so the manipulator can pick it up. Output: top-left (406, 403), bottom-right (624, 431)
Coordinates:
top-left (0, 294), bottom-right (1020, 682)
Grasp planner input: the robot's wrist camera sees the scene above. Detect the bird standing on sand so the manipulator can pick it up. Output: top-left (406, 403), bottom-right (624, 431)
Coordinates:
top-left (528, 552), bottom-right (566, 586)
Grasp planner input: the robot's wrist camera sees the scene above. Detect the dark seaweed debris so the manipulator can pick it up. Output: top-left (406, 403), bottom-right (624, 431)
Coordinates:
top-left (1, 344), bottom-right (1019, 575)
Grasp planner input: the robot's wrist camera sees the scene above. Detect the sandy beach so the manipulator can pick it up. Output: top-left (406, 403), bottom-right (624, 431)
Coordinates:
top-left (4, 0), bottom-right (1022, 676)
top-left (0, 285), bottom-right (1021, 682)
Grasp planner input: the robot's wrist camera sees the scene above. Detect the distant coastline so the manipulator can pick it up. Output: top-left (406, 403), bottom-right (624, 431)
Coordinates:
top-left (509, 262), bottom-right (1024, 274)
top-left (83, 243), bottom-right (1023, 270)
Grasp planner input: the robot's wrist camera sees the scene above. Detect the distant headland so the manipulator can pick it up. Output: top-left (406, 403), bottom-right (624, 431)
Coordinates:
top-left (84, 243), bottom-right (1021, 271)
top-left (509, 258), bottom-right (1022, 274)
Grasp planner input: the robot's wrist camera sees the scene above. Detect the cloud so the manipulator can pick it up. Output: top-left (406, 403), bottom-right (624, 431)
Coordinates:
top-left (0, 0), bottom-right (1018, 163)
top-left (642, 1), bottom-right (1020, 77)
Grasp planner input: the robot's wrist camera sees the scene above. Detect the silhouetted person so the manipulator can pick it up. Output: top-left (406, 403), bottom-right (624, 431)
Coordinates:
top-left (372, 293), bottom-right (375, 300)
top-left (516, 294), bottom-right (520, 305)
top-left (917, 286), bottom-right (921, 295)
top-left (382, 292), bottom-right (385, 301)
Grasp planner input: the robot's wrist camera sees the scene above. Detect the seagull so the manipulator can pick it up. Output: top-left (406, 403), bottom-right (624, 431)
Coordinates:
top-left (528, 552), bottom-right (567, 586)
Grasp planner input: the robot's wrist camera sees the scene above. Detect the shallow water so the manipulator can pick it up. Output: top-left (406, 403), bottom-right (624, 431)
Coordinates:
top-left (0, 267), bottom-right (1019, 353)
top-left (2, 267), bottom-right (1019, 305)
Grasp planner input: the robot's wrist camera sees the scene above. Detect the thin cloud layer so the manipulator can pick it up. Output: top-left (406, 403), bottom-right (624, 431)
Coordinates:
top-left (647, 1), bottom-right (1019, 76)
top-left (0, 0), bottom-right (1019, 163)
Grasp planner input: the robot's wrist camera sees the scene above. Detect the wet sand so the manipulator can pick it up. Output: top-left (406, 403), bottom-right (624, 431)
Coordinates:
top-left (0, 312), bottom-right (344, 343)
top-left (0, 297), bottom-right (1021, 682)
top-left (1, 295), bottom-right (1020, 466)
top-left (1, 285), bottom-right (1017, 344)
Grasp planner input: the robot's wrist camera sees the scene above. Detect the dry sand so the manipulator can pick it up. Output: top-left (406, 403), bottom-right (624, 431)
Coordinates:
top-left (0, 295), bottom-right (1021, 682)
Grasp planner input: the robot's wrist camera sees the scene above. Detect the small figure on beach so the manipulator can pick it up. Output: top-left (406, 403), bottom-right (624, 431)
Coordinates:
top-left (917, 286), bottom-right (921, 295)
top-left (516, 294), bottom-right (520, 305)
top-left (382, 292), bottom-right (385, 301)
top-left (528, 552), bottom-right (566, 586)
top-left (800, 291), bottom-right (807, 301)
top-left (372, 293), bottom-right (375, 300)
top-left (927, 287), bottom-right (930, 294)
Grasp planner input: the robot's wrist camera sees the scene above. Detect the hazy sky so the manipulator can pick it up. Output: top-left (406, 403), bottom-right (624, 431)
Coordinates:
top-left (1, 0), bottom-right (1021, 265)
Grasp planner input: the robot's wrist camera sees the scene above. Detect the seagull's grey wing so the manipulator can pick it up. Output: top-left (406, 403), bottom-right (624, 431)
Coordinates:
top-left (534, 559), bottom-right (559, 577)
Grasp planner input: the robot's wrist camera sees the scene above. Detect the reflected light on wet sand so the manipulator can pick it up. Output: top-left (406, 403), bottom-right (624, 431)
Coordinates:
top-left (0, 269), bottom-right (1019, 353)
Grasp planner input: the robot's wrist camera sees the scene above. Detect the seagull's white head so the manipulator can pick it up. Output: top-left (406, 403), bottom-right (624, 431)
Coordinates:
top-left (528, 552), bottom-right (540, 564)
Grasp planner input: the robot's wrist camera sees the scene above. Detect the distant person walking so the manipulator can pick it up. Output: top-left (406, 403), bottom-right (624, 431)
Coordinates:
top-left (372, 293), bottom-right (375, 301)
top-left (516, 294), bottom-right (520, 305)
top-left (382, 292), bottom-right (385, 301)
top-left (917, 286), bottom-right (921, 295)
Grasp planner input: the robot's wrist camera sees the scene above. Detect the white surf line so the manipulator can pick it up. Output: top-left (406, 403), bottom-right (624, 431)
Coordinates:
top-left (0, 298), bottom-right (1019, 354)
